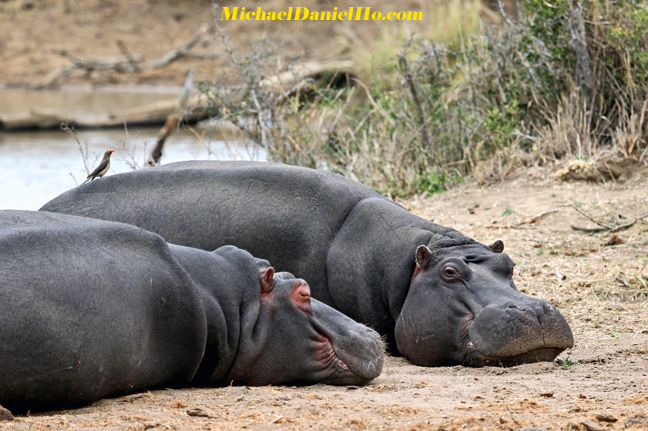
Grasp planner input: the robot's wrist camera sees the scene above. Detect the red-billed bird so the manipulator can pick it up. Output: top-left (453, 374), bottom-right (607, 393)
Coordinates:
top-left (83, 149), bottom-right (115, 184)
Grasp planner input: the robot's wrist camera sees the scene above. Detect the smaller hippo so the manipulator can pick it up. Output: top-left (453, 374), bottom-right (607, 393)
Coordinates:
top-left (0, 211), bottom-right (383, 412)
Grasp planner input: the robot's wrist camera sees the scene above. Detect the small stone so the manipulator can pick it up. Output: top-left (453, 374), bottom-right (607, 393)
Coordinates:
top-left (540, 392), bottom-right (554, 398)
top-left (171, 399), bottom-right (187, 408)
top-left (555, 269), bottom-right (567, 281)
top-left (186, 408), bottom-right (210, 418)
top-left (581, 420), bottom-right (604, 431)
top-left (602, 234), bottom-right (624, 246)
top-left (595, 414), bottom-right (617, 423)
top-left (347, 417), bottom-right (364, 426)
top-left (0, 405), bottom-right (14, 421)
top-left (625, 416), bottom-right (648, 427)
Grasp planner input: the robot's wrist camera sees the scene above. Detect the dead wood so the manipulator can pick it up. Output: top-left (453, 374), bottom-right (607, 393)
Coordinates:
top-left (571, 204), bottom-right (615, 230)
top-left (570, 205), bottom-right (648, 233)
top-left (116, 40), bottom-right (141, 73)
top-left (1, 60), bottom-right (354, 130)
top-left (485, 209), bottom-right (559, 229)
top-left (513, 209), bottom-right (559, 227)
top-left (144, 25), bottom-right (208, 69)
top-left (147, 71), bottom-right (194, 167)
top-left (35, 25), bottom-right (209, 89)
top-left (147, 113), bottom-right (181, 167)
top-left (398, 53), bottom-right (430, 151)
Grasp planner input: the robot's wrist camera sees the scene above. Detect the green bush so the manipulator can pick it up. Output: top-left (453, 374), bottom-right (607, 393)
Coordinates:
top-left (203, 0), bottom-right (648, 195)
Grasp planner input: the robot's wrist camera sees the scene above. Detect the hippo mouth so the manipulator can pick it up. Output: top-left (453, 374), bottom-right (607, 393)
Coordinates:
top-left (312, 323), bottom-right (383, 384)
top-left (462, 340), bottom-right (569, 367)
top-left (314, 335), bottom-right (354, 374)
top-left (460, 303), bottom-right (574, 367)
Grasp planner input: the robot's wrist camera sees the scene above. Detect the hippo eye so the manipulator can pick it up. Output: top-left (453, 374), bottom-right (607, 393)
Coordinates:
top-left (442, 265), bottom-right (459, 280)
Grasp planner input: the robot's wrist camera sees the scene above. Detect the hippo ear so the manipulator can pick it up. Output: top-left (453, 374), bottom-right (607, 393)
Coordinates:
top-left (259, 267), bottom-right (275, 294)
top-left (415, 245), bottom-right (433, 269)
top-left (489, 240), bottom-right (504, 253)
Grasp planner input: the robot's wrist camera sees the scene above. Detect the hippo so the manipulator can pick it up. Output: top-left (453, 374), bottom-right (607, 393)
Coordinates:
top-left (0, 210), bottom-right (383, 411)
top-left (41, 161), bottom-right (574, 367)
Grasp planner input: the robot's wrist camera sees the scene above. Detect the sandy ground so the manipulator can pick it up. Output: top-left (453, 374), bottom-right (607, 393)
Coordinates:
top-left (1, 173), bottom-right (646, 431)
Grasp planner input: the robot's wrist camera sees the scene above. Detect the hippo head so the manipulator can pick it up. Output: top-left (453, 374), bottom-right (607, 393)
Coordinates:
top-left (227, 267), bottom-right (384, 385)
top-left (394, 240), bottom-right (574, 366)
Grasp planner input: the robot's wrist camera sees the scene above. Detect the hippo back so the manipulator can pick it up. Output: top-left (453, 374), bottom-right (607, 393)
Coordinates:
top-left (41, 162), bottom-right (384, 301)
top-left (0, 211), bottom-right (206, 409)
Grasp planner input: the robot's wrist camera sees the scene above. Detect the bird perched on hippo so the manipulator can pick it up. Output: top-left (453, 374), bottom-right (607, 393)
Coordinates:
top-left (0, 210), bottom-right (383, 412)
top-left (41, 161), bottom-right (575, 367)
top-left (83, 149), bottom-right (114, 183)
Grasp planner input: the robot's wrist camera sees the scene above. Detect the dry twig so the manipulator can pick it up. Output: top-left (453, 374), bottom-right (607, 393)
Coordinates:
top-left (513, 209), bottom-right (559, 227)
top-left (398, 52), bottom-right (431, 151)
top-left (116, 40), bottom-right (141, 73)
top-left (37, 26), bottom-right (209, 88)
top-left (570, 204), bottom-right (648, 233)
top-left (485, 209), bottom-right (559, 230)
top-left (61, 123), bottom-right (91, 175)
top-left (145, 25), bottom-right (208, 69)
top-left (570, 204), bottom-right (615, 230)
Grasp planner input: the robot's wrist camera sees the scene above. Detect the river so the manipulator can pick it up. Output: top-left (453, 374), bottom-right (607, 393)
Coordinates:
top-left (0, 128), bottom-right (266, 210)
top-left (0, 86), bottom-right (267, 210)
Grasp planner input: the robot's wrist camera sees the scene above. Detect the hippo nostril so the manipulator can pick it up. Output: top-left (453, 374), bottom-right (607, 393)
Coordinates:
top-left (542, 302), bottom-right (554, 315)
top-left (504, 303), bottom-right (526, 312)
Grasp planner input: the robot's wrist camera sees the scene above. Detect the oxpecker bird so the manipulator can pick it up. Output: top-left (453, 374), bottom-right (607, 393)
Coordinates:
top-left (83, 149), bottom-right (114, 184)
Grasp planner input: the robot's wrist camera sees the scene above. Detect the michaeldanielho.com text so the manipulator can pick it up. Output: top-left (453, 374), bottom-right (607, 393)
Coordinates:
top-left (220, 7), bottom-right (423, 21)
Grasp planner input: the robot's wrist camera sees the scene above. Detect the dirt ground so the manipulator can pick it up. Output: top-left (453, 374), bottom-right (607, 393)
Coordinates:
top-left (0, 0), bottom-right (435, 88)
top-left (1, 173), bottom-right (646, 431)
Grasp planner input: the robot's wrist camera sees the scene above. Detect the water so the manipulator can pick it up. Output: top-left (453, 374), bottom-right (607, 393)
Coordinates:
top-left (0, 128), bottom-right (267, 210)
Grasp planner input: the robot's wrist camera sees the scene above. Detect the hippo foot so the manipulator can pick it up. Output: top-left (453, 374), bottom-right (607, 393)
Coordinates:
top-left (0, 405), bottom-right (14, 421)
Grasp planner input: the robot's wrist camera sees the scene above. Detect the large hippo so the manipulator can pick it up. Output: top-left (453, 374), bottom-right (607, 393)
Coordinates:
top-left (0, 210), bottom-right (383, 411)
top-left (41, 161), bottom-right (574, 366)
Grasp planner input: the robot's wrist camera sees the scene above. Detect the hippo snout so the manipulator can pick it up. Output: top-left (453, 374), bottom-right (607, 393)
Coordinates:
top-left (332, 325), bottom-right (384, 383)
top-left (467, 300), bottom-right (574, 365)
top-left (311, 300), bottom-right (384, 384)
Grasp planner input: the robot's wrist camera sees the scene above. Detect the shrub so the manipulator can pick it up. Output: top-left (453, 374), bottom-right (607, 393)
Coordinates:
top-left (202, 0), bottom-right (648, 196)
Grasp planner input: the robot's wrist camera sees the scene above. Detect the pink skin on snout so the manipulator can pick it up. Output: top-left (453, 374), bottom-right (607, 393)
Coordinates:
top-left (288, 280), bottom-right (349, 370)
top-left (290, 280), bottom-right (312, 313)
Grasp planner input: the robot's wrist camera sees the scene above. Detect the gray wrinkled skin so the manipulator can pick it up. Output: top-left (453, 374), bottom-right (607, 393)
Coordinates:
top-left (0, 211), bottom-right (383, 411)
top-left (41, 161), bottom-right (574, 367)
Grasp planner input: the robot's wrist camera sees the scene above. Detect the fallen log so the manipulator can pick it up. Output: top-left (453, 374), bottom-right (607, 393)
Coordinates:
top-left (0, 60), bottom-right (355, 130)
